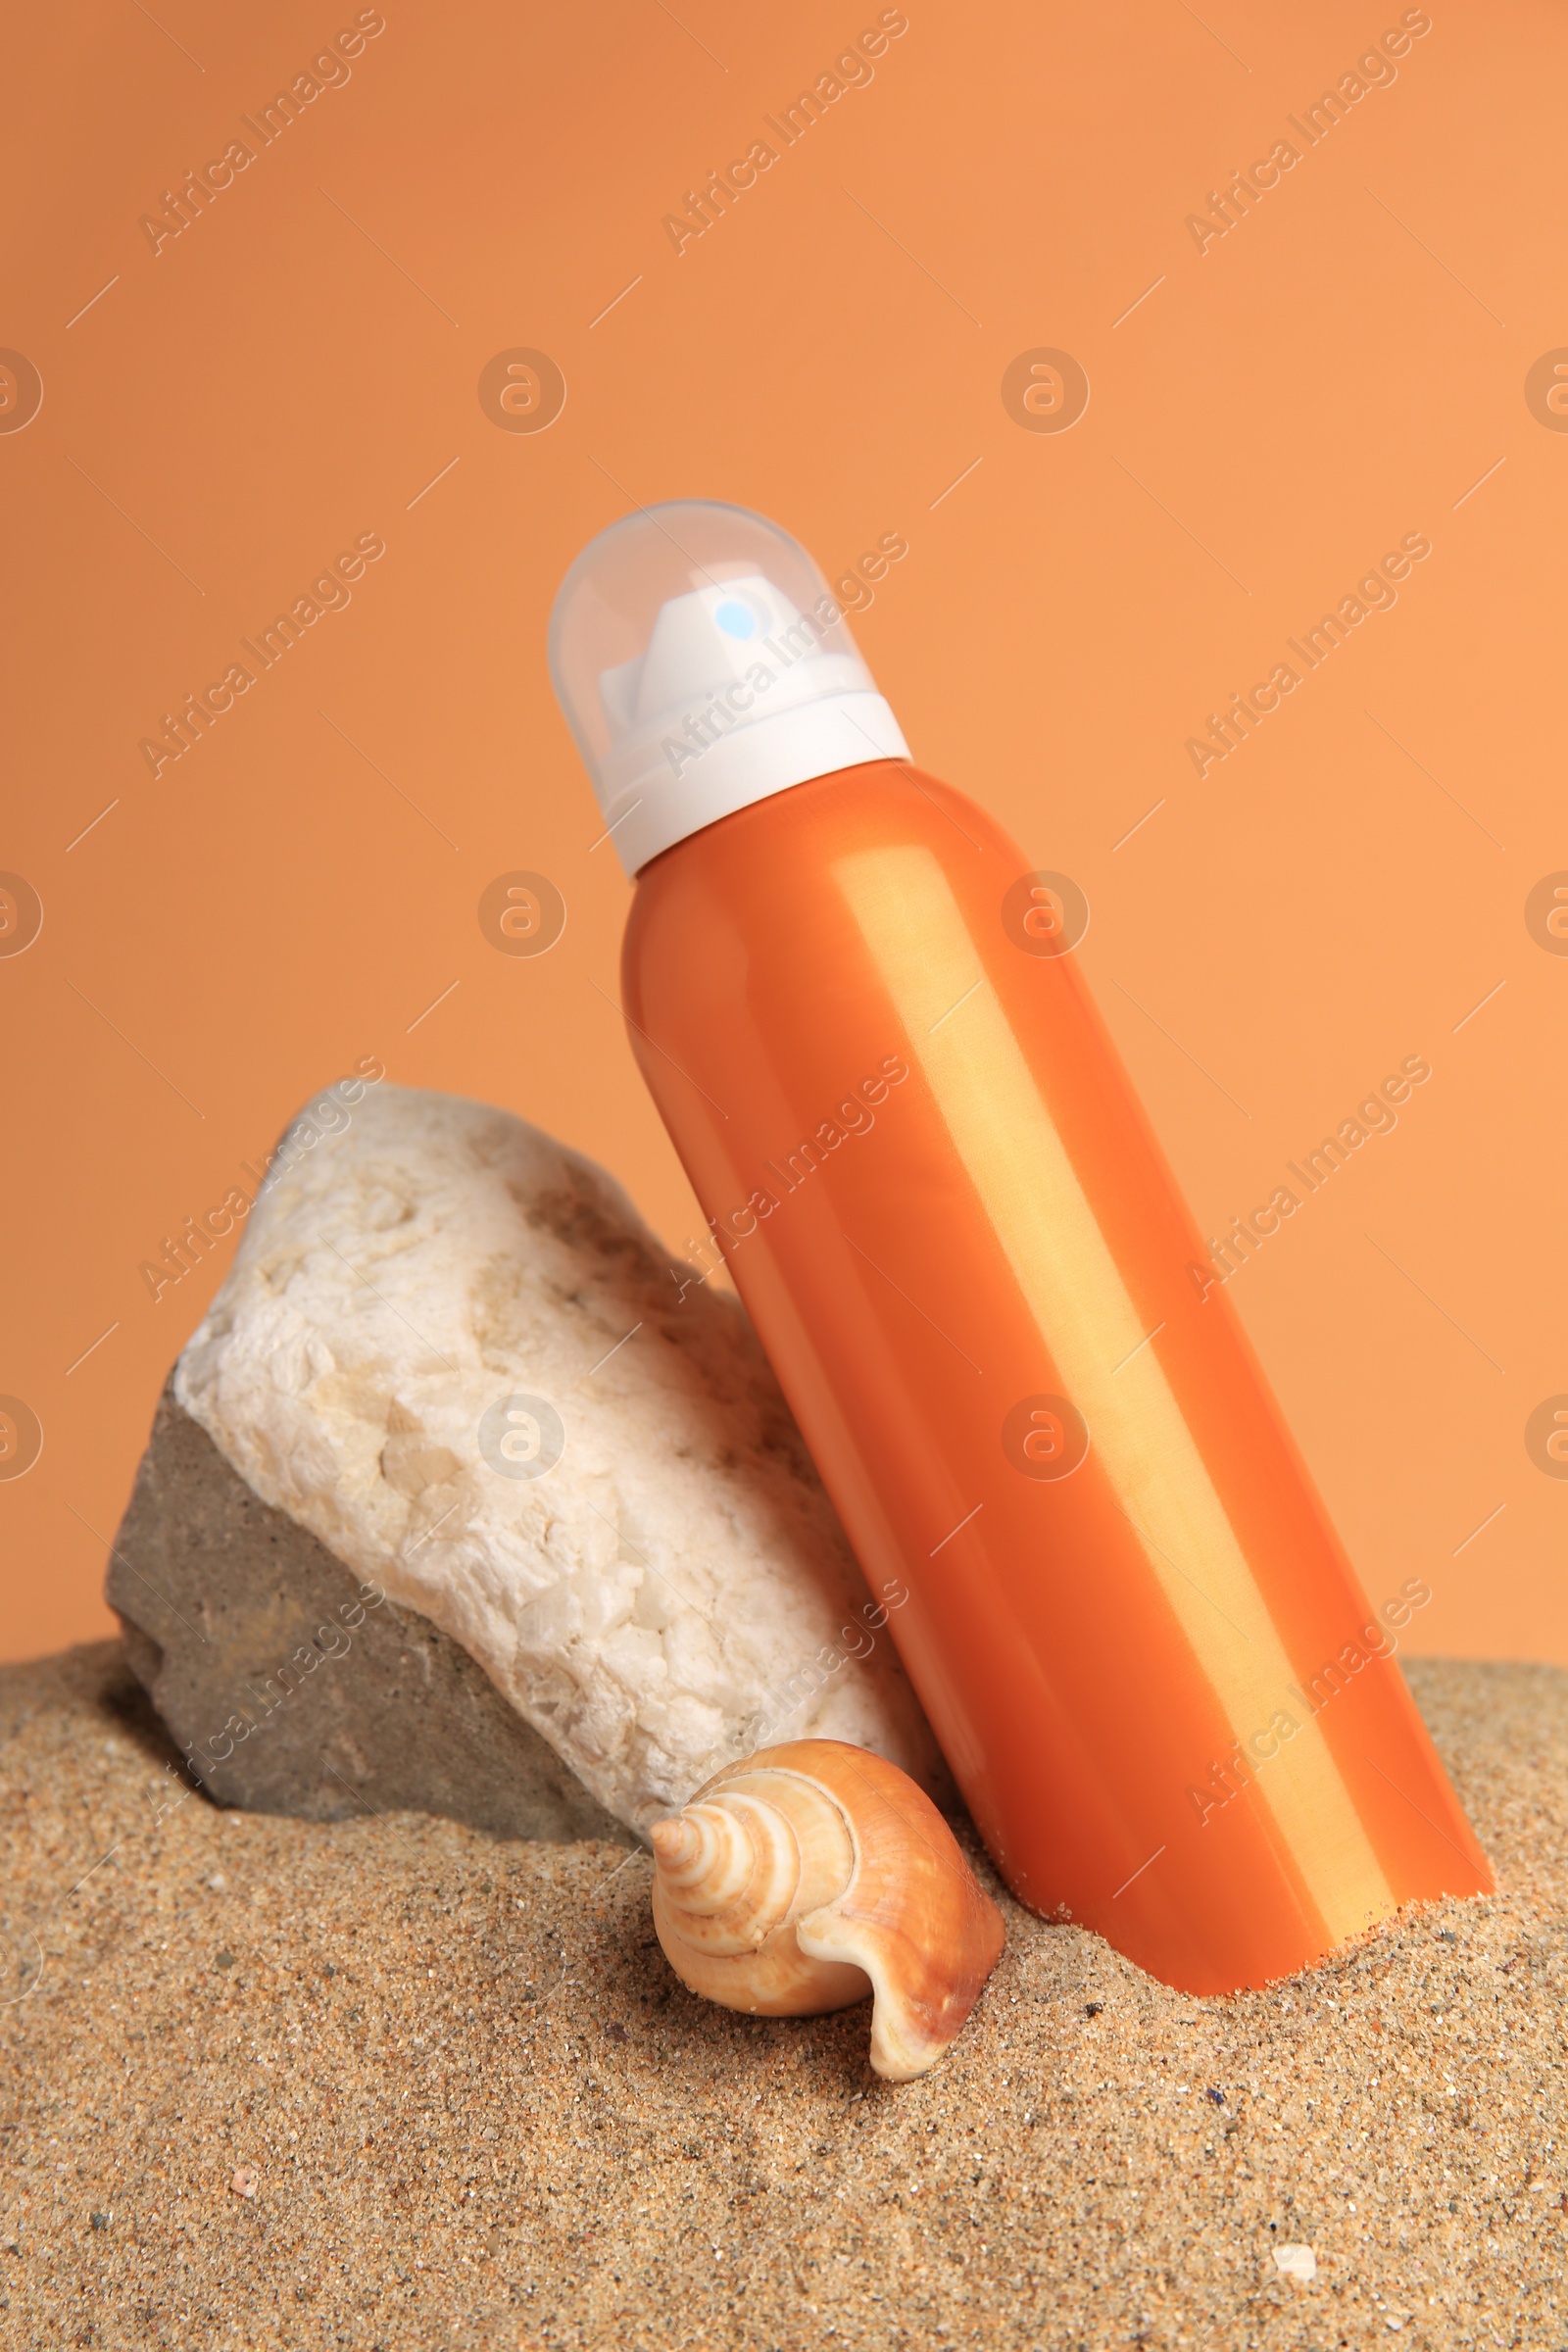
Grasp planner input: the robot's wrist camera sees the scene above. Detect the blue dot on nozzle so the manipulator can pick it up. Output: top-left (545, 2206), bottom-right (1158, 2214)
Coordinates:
top-left (713, 599), bottom-right (758, 640)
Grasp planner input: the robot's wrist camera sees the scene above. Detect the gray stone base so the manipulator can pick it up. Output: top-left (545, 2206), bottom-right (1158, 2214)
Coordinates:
top-left (106, 1383), bottom-right (633, 1847)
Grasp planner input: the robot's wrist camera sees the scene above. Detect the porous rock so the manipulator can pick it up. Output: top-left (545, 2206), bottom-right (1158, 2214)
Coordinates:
top-left (109, 1383), bottom-right (629, 1843)
top-left (108, 1084), bottom-right (942, 1839)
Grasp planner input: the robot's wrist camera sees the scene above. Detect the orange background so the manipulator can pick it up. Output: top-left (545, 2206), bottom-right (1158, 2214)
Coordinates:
top-left (3, 0), bottom-right (1563, 1668)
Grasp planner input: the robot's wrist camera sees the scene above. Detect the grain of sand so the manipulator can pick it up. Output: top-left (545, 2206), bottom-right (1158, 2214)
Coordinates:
top-left (0, 1643), bottom-right (1563, 2350)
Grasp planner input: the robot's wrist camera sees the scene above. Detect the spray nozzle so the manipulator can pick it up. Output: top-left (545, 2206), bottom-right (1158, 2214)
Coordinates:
top-left (548, 501), bottom-right (908, 875)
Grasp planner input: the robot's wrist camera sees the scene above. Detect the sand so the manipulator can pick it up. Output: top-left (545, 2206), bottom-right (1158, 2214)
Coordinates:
top-left (0, 1644), bottom-right (1562, 2351)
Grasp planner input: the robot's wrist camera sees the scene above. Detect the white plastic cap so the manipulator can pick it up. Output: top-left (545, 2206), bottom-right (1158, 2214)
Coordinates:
top-left (548, 500), bottom-right (909, 876)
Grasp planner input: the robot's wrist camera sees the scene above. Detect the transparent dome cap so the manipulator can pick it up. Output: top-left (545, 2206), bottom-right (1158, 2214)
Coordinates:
top-left (548, 500), bottom-right (908, 875)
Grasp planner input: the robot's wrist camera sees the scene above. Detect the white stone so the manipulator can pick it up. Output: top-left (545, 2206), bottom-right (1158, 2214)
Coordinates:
top-left (175, 1084), bottom-right (941, 1831)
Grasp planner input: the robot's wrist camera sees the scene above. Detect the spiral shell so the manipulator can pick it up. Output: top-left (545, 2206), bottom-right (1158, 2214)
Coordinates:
top-left (649, 1739), bottom-right (1004, 2081)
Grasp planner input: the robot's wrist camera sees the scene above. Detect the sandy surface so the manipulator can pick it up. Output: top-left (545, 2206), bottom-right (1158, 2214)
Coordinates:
top-left (0, 1643), bottom-right (1563, 2351)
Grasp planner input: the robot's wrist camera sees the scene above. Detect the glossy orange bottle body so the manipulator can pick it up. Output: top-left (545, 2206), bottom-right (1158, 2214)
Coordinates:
top-left (622, 760), bottom-right (1490, 1994)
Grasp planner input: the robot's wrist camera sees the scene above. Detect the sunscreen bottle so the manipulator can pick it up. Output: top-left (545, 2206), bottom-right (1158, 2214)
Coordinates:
top-left (549, 499), bottom-right (1490, 1994)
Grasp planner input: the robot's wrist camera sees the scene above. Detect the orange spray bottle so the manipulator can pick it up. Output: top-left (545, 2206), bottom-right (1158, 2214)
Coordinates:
top-left (549, 499), bottom-right (1490, 1995)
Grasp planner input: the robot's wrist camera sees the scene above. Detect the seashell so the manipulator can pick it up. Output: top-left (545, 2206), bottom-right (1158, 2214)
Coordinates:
top-left (649, 1738), bottom-right (1004, 2081)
